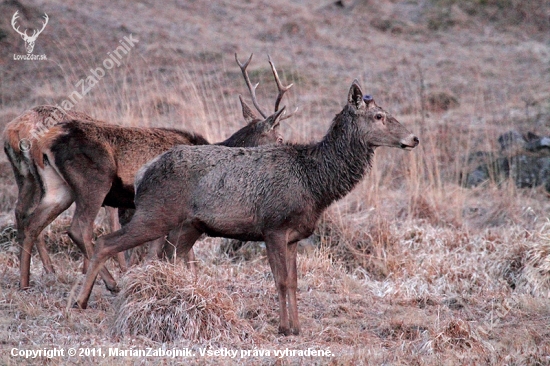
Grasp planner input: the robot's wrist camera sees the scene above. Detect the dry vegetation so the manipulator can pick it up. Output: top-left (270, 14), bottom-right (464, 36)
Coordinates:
top-left (0, 0), bottom-right (549, 364)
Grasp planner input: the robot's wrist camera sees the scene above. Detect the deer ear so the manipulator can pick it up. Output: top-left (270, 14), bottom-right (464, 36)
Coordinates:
top-left (239, 95), bottom-right (258, 123)
top-left (348, 79), bottom-right (364, 109)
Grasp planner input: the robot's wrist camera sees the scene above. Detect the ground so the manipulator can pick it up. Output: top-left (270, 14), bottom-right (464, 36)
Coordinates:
top-left (0, 0), bottom-right (549, 365)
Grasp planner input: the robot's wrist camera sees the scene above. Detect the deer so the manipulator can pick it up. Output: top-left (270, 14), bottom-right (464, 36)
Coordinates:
top-left (11, 11), bottom-right (49, 54)
top-left (3, 54), bottom-right (292, 291)
top-left (74, 79), bottom-right (419, 337)
top-left (2, 106), bottom-right (124, 277)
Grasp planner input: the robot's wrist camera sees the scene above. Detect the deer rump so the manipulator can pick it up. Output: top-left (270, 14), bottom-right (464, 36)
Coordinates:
top-left (40, 121), bottom-right (208, 209)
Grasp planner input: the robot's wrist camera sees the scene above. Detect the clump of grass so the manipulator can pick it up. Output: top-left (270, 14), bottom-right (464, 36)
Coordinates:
top-left (110, 261), bottom-right (254, 343)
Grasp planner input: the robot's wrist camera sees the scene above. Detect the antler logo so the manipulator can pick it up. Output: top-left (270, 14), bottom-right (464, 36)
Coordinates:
top-left (11, 11), bottom-right (49, 54)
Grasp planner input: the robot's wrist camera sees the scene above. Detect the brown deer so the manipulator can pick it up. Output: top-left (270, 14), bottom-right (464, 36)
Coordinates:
top-left (74, 80), bottom-right (419, 336)
top-left (2, 106), bottom-right (123, 277)
top-left (3, 54), bottom-right (292, 290)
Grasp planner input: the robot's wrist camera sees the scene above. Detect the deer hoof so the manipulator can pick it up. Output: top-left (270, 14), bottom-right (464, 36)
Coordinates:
top-left (278, 326), bottom-right (291, 336)
top-left (72, 301), bottom-right (86, 309)
top-left (105, 283), bottom-right (120, 294)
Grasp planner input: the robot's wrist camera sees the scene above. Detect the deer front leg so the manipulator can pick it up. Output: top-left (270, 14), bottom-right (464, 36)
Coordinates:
top-left (166, 227), bottom-right (201, 275)
top-left (36, 234), bottom-right (54, 274)
top-left (286, 241), bottom-right (300, 335)
top-left (264, 231), bottom-right (291, 336)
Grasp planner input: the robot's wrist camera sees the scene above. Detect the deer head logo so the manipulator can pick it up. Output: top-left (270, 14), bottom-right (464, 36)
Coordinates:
top-left (11, 11), bottom-right (49, 54)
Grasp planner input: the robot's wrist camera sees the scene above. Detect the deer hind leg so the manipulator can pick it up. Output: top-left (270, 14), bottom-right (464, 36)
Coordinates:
top-left (75, 212), bottom-right (173, 309)
top-left (68, 193), bottom-right (119, 292)
top-left (26, 184), bottom-right (56, 276)
top-left (18, 183), bottom-right (73, 289)
top-left (165, 226), bottom-right (202, 275)
top-left (264, 231), bottom-right (292, 336)
top-left (286, 241), bottom-right (300, 335)
top-left (104, 207), bottom-right (128, 272)
top-left (7, 156), bottom-right (56, 277)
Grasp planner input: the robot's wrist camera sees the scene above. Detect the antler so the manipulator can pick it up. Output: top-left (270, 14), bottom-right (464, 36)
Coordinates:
top-left (267, 55), bottom-right (293, 112)
top-left (235, 53), bottom-right (268, 119)
top-left (267, 55), bottom-right (297, 121)
top-left (235, 53), bottom-right (297, 121)
top-left (11, 11), bottom-right (28, 38)
top-left (31, 13), bottom-right (48, 40)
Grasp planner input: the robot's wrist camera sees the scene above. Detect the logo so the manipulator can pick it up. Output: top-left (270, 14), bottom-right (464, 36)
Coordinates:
top-left (11, 11), bottom-right (48, 60)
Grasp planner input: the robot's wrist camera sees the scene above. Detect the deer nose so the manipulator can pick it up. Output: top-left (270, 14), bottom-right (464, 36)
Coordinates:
top-left (413, 136), bottom-right (419, 146)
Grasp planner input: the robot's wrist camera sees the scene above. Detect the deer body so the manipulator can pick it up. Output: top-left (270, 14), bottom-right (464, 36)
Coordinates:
top-left (75, 81), bottom-right (419, 336)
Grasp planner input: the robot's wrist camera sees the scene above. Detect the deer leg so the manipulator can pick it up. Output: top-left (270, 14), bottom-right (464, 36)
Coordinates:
top-left (118, 208), bottom-right (138, 266)
top-left (18, 187), bottom-right (73, 289)
top-left (75, 213), bottom-right (173, 309)
top-left (264, 231), bottom-right (291, 336)
top-left (286, 241), bottom-right (300, 335)
top-left (68, 197), bottom-right (118, 292)
top-left (145, 237), bottom-right (165, 261)
top-left (105, 207), bottom-right (127, 272)
top-left (19, 192), bottom-right (57, 275)
top-left (11, 164), bottom-right (58, 276)
top-left (36, 235), bottom-right (54, 274)
top-left (166, 227), bottom-right (201, 275)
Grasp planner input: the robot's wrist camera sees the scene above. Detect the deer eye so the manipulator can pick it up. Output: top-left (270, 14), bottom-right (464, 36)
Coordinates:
top-left (375, 113), bottom-right (384, 120)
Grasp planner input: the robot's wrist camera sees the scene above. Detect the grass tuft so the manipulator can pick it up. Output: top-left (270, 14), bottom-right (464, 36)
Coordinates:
top-left (110, 261), bottom-right (254, 343)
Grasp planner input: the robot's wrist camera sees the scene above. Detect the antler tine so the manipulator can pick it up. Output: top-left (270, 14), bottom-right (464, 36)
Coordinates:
top-left (268, 55), bottom-right (294, 113)
top-left (235, 53), bottom-right (268, 119)
top-left (280, 107), bottom-right (298, 122)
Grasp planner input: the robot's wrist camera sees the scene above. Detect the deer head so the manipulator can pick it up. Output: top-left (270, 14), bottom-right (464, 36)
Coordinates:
top-left (347, 80), bottom-right (419, 150)
top-left (11, 11), bottom-right (49, 54)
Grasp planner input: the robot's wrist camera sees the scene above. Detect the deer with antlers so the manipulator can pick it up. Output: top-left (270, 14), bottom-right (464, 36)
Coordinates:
top-left (75, 78), bottom-right (418, 336)
top-left (3, 54), bottom-right (293, 290)
top-left (11, 11), bottom-right (49, 54)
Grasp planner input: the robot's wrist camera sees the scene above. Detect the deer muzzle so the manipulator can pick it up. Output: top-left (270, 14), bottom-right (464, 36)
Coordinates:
top-left (400, 135), bottom-right (419, 150)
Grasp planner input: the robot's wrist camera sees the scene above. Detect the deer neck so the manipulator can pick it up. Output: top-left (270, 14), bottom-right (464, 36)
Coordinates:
top-left (306, 107), bottom-right (374, 210)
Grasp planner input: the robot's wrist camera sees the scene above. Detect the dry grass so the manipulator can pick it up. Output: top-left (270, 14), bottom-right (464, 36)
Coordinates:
top-left (110, 261), bottom-right (254, 343)
top-left (1, 0), bottom-right (550, 364)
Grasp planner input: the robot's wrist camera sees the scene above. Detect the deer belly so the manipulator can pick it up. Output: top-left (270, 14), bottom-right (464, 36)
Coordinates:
top-left (190, 214), bottom-right (263, 241)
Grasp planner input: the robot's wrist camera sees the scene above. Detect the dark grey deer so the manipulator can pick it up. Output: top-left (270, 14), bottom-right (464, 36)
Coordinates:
top-left (75, 80), bottom-right (419, 336)
top-left (3, 54), bottom-right (292, 290)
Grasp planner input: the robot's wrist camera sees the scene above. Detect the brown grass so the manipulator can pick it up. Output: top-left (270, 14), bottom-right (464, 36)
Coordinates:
top-left (110, 261), bottom-right (254, 343)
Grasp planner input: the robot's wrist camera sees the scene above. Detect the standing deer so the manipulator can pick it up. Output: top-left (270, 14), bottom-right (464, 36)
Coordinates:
top-left (3, 54), bottom-right (292, 290)
top-left (11, 11), bottom-right (48, 54)
top-left (75, 80), bottom-right (419, 336)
